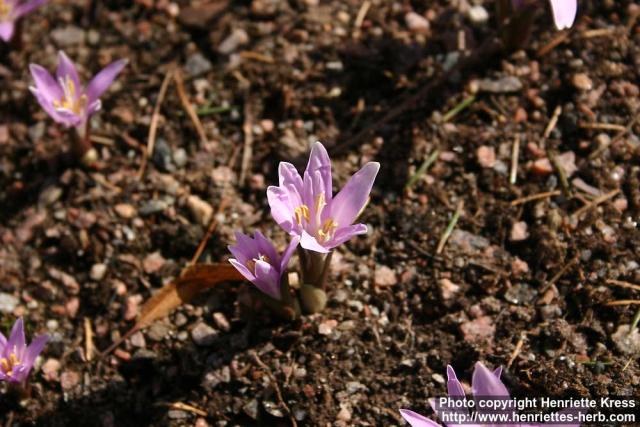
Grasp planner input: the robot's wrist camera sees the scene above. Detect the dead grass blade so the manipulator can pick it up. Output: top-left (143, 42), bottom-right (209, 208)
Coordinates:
top-left (101, 263), bottom-right (244, 356)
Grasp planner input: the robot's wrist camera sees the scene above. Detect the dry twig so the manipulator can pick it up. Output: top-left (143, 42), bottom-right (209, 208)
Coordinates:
top-left (571, 189), bottom-right (620, 220)
top-left (510, 190), bottom-right (561, 206)
top-left (251, 351), bottom-right (298, 427)
top-left (174, 69), bottom-right (209, 146)
top-left (84, 317), bottom-right (94, 362)
top-left (138, 65), bottom-right (175, 178)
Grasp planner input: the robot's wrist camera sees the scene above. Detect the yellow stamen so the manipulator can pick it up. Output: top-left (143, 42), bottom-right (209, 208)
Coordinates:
top-left (294, 205), bottom-right (310, 225)
top-left (0, 1), bottom-right (11, 20)
top-left (52, 76), bottom-right (87, 115)
top-left (0, 352), bottom-right (21, 377)
top-left (317, 218), bottom-right (338, 242)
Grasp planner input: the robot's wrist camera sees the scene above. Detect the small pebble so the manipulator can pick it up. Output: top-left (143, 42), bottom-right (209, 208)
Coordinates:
top-left (476, 146), bottom-right (496, 168)
top-left (467, 5), bottom-right (489, 25)
top-left (187, 195), bottom-right (213, 226)
top-left (510, 221), bottom-right (529, 241)
top-left (90, 263), bottom-right (108, 281)
top-left (572, 73), bottom-right (593, 91)
top-left (405, 12), bottom-right (429, 34)
top-left (0, 293), bottom-right (19, 313)
top-left (114, 203), bottom-right (137, 219)
top-left (191, 322), bottom-right (218, 346)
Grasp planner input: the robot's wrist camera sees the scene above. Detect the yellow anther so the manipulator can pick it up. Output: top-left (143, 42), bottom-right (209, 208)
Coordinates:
top-left (294, 205), bottom-right (310, 225)
top-left (314, 192), bottom-right (326, 216)
top-left (317, 218), bottom-right (338, 242)
top-left (0, 352), bottom-right (20, 377)
top-left (53, 76), bottom-right (87, 115)
top-left (0, 1), bottom-right (11, 19)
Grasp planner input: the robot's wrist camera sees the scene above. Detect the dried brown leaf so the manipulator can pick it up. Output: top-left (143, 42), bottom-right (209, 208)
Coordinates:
top-left (101, 263), bottom-right (243, 356)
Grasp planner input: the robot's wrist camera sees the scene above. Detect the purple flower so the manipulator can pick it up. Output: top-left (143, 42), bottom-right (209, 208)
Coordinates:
top-left (400, 362), bottom-right (581, 427)
top-left (29, 51), bottom-right (127, 129)
top-left (0, 318), bottom-right (48, 383)
top-left (0, 0), bottom-right (47, 42)
top-left (549, 0), bottom-right (576, 30)
top-left (267, 142), bottom-right (380, 253)
top-left (228, 231), bottom-right (300, 300)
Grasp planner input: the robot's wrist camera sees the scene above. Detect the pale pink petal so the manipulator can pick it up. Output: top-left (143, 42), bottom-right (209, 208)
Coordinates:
top-left (471, 362), bottom-right (510, 397)
top-left (280, 235), bottom-right (300, 271)
top-left (229, 258), bottom-right (256, 283)
top-left (305, 142), bottom-right (332, 202)
top-left (399, 409), bottom-right (442, 427)
top-left (300, 230), bottom-right (329, 253)
top-left (267, 186), bottom-right (297, 234)
top-left (549, 0), bottom-right (577, 30)
top-left (330, 162), bottom-right (379, 227)
top-left (56, 51), bottom-right (81, 92)
top-left (0, 22), bottom-right (15, 42)
top-left (253, 259), bottom-right (281, 300)
top-left (23, 334), bottom-right (48, 369)
top-left (86, 58), bottom-right (128, 103)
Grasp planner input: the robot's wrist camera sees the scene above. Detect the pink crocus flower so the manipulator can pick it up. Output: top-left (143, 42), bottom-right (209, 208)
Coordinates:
top-left (228, 231), bottom-right (300, 300)
top-left (400, 362), bottom-right (582, 427)
top-left (29, 51), bottom-right (127, 129)
top-left (0, 0), bottom-right (47, 42)
top-left (267, 142), bottom-right (380, 253)
top-left (0, 318), bottom-right (48, 383)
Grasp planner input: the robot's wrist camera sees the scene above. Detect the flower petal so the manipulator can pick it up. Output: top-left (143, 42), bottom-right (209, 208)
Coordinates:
top-left (447, 365), bottom-right (466, 398)
top-left (13, 0), bottom-right (48, 18)
top-left (253, 259), bottom-right (281, 300)
top-left (228, 231), bottom-right (257, 265)
top-left (326, 223), bottom-right (367, 248)
top-left (549, 0), bottom-right (576, 30)
top-left (278, 162), bottom-right (303, 193)
top-left (305, 142), bottom-right (332, 202)
top-left (229, 258), bottom-right (256, 283)
top-left (29, 63), bottom-right (63, 102)
top-left (55, 51), bottom-right (81, 93)
top-left (267, 185), bottom-right (297, 234)
top-left (300, 230), bottom-right (329, 253)
top-left (86, 58), bottom-right (128, 103)
top-left (399, 409), bottom-right (442, 427)
top-left (0, 331), bottom-right (6, 350)
top-left (430, 365), bottom-right (469, 424)
top-left (23, 334), bottom-right (48, 370)
top-left (471, 362), bottom-right (509, 397)
top-left (280, 235), bottom-right (300, 272)
top-left (330, 162), bottom-right (379, 227)
top-left (493, 366), bottom-right (502, 379)
top-left (0, 22), bottom-right (15, 42)
top-left (7, 318), bottom-right (25, 356)
top-left (253, 230), bottom-right (279, 267)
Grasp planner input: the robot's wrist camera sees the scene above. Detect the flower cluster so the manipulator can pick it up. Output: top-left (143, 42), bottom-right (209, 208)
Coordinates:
top-left (0, 318), bottom-right (48, 384)
top-left (228, 142), bottom-right (379, 316)
top-left (400, 362), bottom-right (581, 427)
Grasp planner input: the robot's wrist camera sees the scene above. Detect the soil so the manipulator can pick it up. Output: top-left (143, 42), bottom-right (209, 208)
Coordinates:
top-left (0, 0), bottom-right (639, 426)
